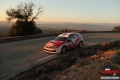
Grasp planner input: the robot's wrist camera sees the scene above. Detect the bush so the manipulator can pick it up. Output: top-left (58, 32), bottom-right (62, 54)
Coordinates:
top-left (111, 51), bottom-right (120, 64)
top-left (100, 42), bottom-right (113, 47)
top-left (60, 28), bottom-right (68, 33)
top-left (34, 27), bottom-right (43, 34)
top-left (78, 47), bottom-right (96, 57)
top-left (8, 20), bottom-right (42, 37)
top-left (112, 26), bottom-right (120, 31)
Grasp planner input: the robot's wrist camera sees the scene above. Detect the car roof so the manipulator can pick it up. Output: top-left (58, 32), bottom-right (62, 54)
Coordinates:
top-left (58, 32), bottom-right (79, 37)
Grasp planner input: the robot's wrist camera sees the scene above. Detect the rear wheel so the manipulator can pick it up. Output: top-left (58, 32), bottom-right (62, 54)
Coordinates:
top-left (78, 41), bottom-right (83, 48)
top-left (61, 46), bottom-right (67, 54)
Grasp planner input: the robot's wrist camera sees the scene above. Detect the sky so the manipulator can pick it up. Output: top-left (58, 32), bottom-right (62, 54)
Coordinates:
top-left (0, 0), bottom-right (120, 23)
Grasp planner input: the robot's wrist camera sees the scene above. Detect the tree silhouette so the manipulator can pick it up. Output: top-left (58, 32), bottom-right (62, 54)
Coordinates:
top-left (6, 2), bottom-right (43, 36)
top-left (112, 26), bottom-right (120, 31)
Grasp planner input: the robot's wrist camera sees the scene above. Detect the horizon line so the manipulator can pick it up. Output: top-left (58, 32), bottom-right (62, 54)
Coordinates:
top-left (0, 20), bottom-right (119, 24)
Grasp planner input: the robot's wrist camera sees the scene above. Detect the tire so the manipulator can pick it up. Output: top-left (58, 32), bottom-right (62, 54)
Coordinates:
top-left (78, 41), bottom-right (83, 48)
top-left (61, 46), bottom-right (67, 54)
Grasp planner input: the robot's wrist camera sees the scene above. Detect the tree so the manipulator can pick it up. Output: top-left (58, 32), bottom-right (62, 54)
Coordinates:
top-left (6, 2), bottom-right (43, 36)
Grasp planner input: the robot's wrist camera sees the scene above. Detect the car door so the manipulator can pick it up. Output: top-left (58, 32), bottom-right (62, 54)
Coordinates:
top-left (73, 34), bottom-right (79, 47)
top-left (66, 34), bottom-right (74, 49)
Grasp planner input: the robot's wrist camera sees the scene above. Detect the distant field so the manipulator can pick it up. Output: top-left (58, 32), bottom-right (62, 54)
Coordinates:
top-left (0, 24), bottom-right (119, 38)
top-left (42, 29), bottom-right (61, 34)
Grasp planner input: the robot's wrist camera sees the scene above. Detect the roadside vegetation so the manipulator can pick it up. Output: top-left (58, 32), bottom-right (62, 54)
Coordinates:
top-left (60, 28), bottom-right (80, 33)
top-left (111, 51), bottom-right (120, 64)
top-left (6, 2), bottom-right (43, 37)
top-left (60, 28), bottom-right (69, 32)
top-left (113, 26), bottom-right (120, 31)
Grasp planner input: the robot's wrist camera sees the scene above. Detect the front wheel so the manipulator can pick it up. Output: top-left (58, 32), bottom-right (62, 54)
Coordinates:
top-left (61, 46), bottom-right (67, 54)
top-left (78, 41), bottom-right (83, 48)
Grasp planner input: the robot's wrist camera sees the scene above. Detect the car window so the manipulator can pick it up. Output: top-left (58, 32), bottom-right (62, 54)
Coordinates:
top-left (76, 33), bottom-right (81, 37)
top-left (55, 37), bottom-right (67, 41)
top-left (73, 34), bottom-right (78, 39)
top-left (68, 34), bottom-right (74, 40)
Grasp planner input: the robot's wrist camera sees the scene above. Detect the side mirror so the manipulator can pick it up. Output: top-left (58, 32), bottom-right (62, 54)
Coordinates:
top-left (67, 40), bottom-right (71, 42)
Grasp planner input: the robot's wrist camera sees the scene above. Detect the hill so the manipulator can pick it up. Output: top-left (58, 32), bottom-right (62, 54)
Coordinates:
top-left (36, 22), bottom-right (118, 31)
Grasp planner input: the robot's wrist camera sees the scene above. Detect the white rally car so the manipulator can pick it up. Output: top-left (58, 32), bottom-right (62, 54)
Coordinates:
top-left (44, 32), bottom-right (83, 54)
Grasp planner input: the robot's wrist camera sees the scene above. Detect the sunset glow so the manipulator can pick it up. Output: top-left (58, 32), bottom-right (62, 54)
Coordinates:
top-left (0, 0), bottom-right (120, 23)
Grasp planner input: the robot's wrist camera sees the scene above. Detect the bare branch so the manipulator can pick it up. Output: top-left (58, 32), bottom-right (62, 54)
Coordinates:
top-left (31, 7), bottom-right (43, 21)
top-left (6, 2), bottom-right (43, 22)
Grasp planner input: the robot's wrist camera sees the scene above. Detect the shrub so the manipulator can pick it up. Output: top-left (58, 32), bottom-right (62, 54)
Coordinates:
top-left (112, 26), bottom-right (120, 31)
top-left (40, 76), bottom-right (50, 80)
top-left (8, 21), bottom-right (42, 37)
top-left (111, 51), bottom-right (120, 64)
top-left (34, 27), bottom-right (43, 34)
top-left (78, 47), bottom-right (96, 57)
top-left (60, 28), bottom-right (68, 33)
top-left (100, 42), bottom-right (113, 47)
top-left (75, 57), bottom-right (89, 66)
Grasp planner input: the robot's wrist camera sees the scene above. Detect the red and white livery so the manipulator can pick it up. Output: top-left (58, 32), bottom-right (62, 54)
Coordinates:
top-left (44, 32), bottom-right (84, 54)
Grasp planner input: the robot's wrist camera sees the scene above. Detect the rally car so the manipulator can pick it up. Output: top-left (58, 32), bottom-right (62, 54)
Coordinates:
top-left (44, 32), bottom-right (83, 54)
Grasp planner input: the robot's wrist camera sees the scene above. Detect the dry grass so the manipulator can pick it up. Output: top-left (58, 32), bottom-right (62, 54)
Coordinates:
top-left (111, 50), bottom-right (120, 64)
top-left (100, 42), bottom-right (113, 47)
top-left (55, 49), bottom-right (120, 80)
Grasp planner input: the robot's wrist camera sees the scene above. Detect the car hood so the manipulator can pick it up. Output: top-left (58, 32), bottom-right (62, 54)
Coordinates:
top-left (46, 40), bottom-right (66, 47)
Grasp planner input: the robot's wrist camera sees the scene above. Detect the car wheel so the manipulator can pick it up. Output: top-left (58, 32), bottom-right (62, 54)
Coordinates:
top-left (78, 41), bottom-right (83, 48)
top-left (61, 46), bottom-right (67, 54)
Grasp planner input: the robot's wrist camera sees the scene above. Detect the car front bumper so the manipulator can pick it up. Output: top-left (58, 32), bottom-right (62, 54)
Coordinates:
top-left (44, 47), bottom-right (61, 53)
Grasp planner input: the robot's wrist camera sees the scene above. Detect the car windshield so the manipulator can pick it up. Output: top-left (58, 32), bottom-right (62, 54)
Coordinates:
top-left (55, 37), bottom-right (67, 41)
